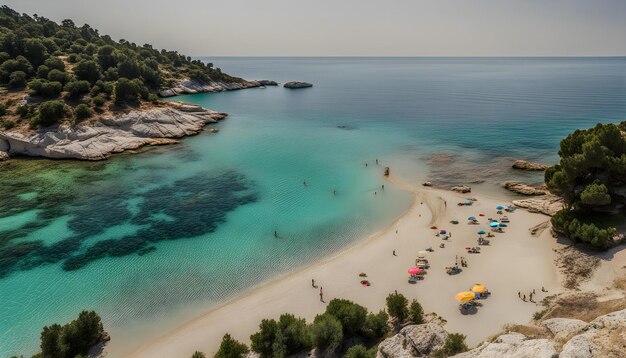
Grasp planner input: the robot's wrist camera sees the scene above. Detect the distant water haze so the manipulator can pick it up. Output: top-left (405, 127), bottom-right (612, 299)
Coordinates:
top-left (3, 0), bottom-right (626, 56)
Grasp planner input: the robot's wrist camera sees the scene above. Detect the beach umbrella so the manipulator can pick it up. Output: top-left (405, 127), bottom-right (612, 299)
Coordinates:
top-left (489, 222), bottom-right (499, 227)
top-left (455, 291), bottom-right (475, 303)
top-left (417, 250), bottom-right (428, 256)
top-left (496, 205), bottom-right (504, 210)
top-left (471, 284), bottom-right (487, 294)
top-left (439, 230), bottom-right (447, 235)
top-left (468, 216), bottom-right (476, 221)
top-left (408, 267), bottom-right (422, 275)
top-left (477, 230), bottom-right (486, 235)
top-left (499, 223), bottom-right (508, 227)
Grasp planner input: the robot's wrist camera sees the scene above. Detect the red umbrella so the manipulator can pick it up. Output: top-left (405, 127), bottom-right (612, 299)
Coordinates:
top-left (465, 246), bottom-right (472, 250)
top-left (408, 267), bottom-right (422, 275)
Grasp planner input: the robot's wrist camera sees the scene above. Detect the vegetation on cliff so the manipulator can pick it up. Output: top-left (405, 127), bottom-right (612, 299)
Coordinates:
top-left (0, 5), bottom-right (243, 130)
top-left (545, 121), bottom-right (626, 248)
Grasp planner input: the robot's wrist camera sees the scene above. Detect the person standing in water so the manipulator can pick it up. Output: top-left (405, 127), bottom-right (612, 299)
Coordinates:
top-left (303, 180), bottom-right (307, 187)
top-left (274, 231), bottom-right (278, 238)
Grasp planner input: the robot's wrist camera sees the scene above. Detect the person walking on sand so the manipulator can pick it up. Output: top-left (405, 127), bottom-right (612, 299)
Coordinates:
top-left (393, 250), bottom-right (396, 256)
top-left (518, 291), bottom-right (521, 298)
top-left (396, 230), bottom-right (398, 234)
top-left (319, 287), bottom-right (324, 302)
top-left (312, 279), bottom-right (315, 288)
top-left (523, 294), bottom-right (526, 302)
top-left (542, 286), bottom-right (546, 292)
top-left (533, 288), bottom-right (536, 294)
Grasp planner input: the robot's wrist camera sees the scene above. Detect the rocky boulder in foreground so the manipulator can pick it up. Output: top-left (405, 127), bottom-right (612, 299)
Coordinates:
top-left (284, 81), bottom-right (313, 89)
top-left (377, 323), bottom-right (448, 358)
top-left (0, 104), bottom-right (226, 160)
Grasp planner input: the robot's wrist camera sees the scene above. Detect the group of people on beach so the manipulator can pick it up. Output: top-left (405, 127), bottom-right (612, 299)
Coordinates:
top-left (518, 286), bottom-right (547, 303)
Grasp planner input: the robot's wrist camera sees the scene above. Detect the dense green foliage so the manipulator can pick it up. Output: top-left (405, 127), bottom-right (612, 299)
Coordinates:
top-left (0, 5), bottom-right (242, 128)
top-left (38, 311), bottom-right (104, 358)
top-left (190, 352), bottom-right (206, 358)
top-left (431, 333), bottom-right (469, 358)
top-left (363, 310), bottom-right (389, 339)
top-left (325, 298), bottom-right (368, 336)
top-left (310, 313), bottom-right (343, 352)
top-left (38, 100), bottom-right (66, 126)
top-left (214, 334), bottom-right (249, 358)
top-left (344, 344), bottom-right (377, 358)
top-left (249, 314), bottom-right (312, 358)
top-left (386, 292), bottom-right (409, 322)
top-left (545, 121), bottom-right (626, 248)
top-left (409, 299), bottom-right (424, 324)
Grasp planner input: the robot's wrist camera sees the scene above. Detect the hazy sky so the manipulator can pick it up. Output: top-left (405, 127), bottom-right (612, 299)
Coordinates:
top-left (4, 0), bottom-right (626, 56)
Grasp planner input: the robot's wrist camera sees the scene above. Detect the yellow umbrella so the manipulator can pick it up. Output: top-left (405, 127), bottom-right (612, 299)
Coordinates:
top-left (471, 284), bottom-right (487, 294)
top-left (455, 291), bottom-right (475, 303)
top-left (417, 251), bottom-right (428, 256)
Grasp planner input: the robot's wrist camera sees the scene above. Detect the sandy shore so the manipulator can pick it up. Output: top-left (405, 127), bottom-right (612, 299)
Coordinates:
top-left (117, 175), bottom-right (566, 358)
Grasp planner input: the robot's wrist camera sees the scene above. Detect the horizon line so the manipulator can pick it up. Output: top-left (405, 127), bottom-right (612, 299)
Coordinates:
top-left (193, 55), bottom-right (626, 58)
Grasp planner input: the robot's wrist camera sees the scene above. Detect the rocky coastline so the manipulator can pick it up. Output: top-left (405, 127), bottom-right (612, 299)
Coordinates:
top-left (157, 78), bottom-right (265, 97)
top-left (0, 103), bottom-right (226, 160)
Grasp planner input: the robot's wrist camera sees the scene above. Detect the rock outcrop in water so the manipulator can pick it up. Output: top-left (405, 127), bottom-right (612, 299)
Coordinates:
top-left (451, 185), bottom-right (472, 193)
top-left (158, 78), bottom-right (262, 97)
top-left (0, 104), bottom-right (226, 160)
top-left (284, 81), bottom-right (313, 89)
top-left (257, 80), bottom-right (278, 86)
top-left (504, 181), bottom-right (549, 196)
top-left (512, 160), bottom-right (549, 171)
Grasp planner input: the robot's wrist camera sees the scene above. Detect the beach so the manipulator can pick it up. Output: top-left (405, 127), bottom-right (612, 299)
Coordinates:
top-left (121, 175), bottom-right (564, 358)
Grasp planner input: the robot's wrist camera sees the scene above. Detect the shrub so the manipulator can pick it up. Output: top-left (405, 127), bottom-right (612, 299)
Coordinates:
top-left (345, 344), bottom-right (377, 358)
top-left (580, 183), bottom-right (611, 207)
top-left (39, 311), bottom-right (104, 358)
top-left (114, 77), bottom-right (148, 104)
top-left (325, 299), bottom-right (367, 336)
top-left (386, 292), bottom-right (409, 322)
top-left (2, 119), bottom-right (15, 129)
top-left (8, 70), bottom-right (27, 88)
top-left (363, 310), bottom-right (389, 339)
top-left (432, 333), bottom-right (468, 358)
top-left (190, 352), bottom-right (206, 358)
top-left (250, 319), bottom-right (278, 358)
top-left (276, 314), bottom-right (311, 354)
top-left (64, 80), bottom-right (91, 97)
top-left (38, 100), bottom-right (67, 126)
top-left (409, 299), bottom-right (424, 324)
top-left (74, 104), bottom-right (91, 120)
top-left (47, 69), bottom-right (69, 84)
top-left (17, 105), bottom-right (35, 118)
top-left (215, 334), bottom-right (248, 358)
top-left (37, 64), bottom-right (50, 79)
top-left (29, 79), bottom-right (63, 97)
top-left (310, 313), bottom-right (343, 352)
top-left (92, 96), bottom-right (106, 107)
top-left (551, 209), bottom-right (617, 249)
top-left (44, 57), bottom-right (65, 72)
top-left (73, 60), bottom-right (101, 84)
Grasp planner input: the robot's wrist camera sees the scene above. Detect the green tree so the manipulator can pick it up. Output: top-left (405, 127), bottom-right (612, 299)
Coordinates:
top-left (23, 38), bottom-right (48, 67)
top-left (62, 311), bottom-right (104, 357)
top-left (580, 183), bottom-right (611, 206)
top-left (250, 319), bottom-right (278, 358)
top-left (44, 57), bottom-right (65, 71)
top-left (215, 334), bottom-right (248, 358)
top-left (409, 299), bottom-right (424, 324)
top-left (386, 292), bottom-right (409, 322)
top-left (38, 100), bottom-right (67, 126)
top-left (363, 310), bottom-right (389, 339)
top-left (432, 333), bottom-right (468, 358)
top-left (47, 69), bottom-right (69, 84)
top-left (74, 104), bottom-right (91, 120)
top-left (344, 344), bottom-right (377, 358)
top-left (190, 352), bottom-right (205, 358)
top-left (73, 60), bottom-right (101, 83)
top-left (325, 299), bottom-right (367, 336)
top-left (64, 80), bottom-right (91, 97)
top-left (40, 324), bottom-right (65, 358)
top-left (276, 314), bottom-right (311, 354)
top-left (8, 70), bottom-right (27, 87)
top-left (310, 313), bottom-right (342, 352)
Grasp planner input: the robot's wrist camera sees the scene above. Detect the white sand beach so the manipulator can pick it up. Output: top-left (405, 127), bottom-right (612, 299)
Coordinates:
top-left (119, 175), bottom-right (567, 358)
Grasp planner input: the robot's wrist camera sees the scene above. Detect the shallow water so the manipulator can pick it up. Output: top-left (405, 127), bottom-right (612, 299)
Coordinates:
top-left (1, 57), bottom-right (625, 356)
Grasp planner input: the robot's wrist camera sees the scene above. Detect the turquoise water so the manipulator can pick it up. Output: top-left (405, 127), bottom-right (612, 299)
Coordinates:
top-left (1, 58), bottom-right (626, 356)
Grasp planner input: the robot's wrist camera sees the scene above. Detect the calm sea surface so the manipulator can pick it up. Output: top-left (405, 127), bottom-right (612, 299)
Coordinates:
top-left (1, 57), bottom-right (625, 356)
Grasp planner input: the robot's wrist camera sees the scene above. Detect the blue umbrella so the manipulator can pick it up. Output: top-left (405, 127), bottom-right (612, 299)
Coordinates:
top-left (468, 216), bottom-right (476, 221)
top-left (489, 222), bottom-right (499, 227)
top-left (465, 200), bottom-right (472, 205)
top-left (496, 205), bottom-right (504, 210)
top-left (499, 223), bottom-right (508, 227)
top-left (477, 230), bottom-right (486, 235)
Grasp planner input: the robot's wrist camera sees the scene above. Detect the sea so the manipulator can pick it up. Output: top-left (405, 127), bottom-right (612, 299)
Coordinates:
top-left (1, 57), bottom-right (625, 357)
